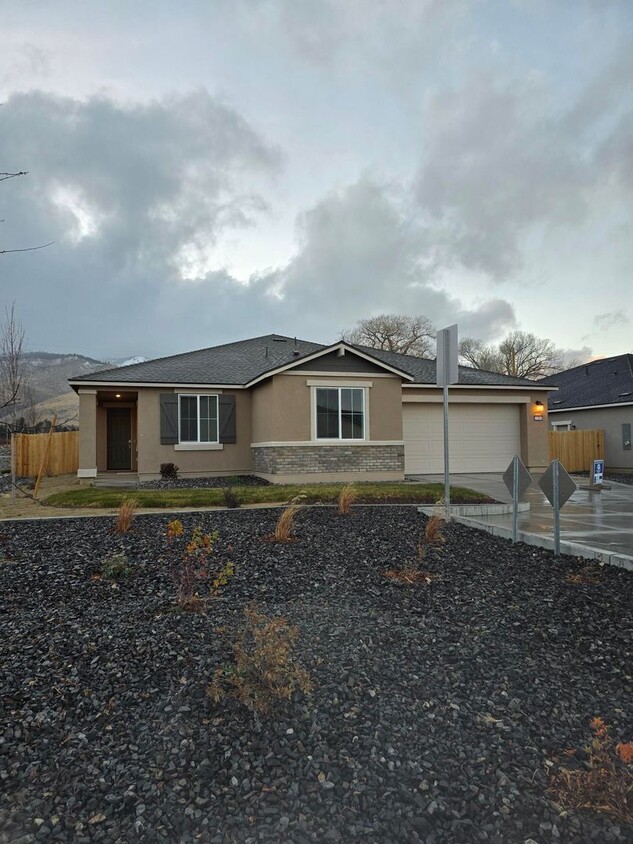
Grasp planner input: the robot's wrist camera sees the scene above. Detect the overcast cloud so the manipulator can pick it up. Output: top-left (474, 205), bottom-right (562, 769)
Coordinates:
top-left (1, 0), bottom-right (631, 360)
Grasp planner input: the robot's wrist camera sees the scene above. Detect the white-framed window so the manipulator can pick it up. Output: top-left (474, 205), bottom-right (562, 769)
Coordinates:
top-left (178, 394), bottom-right (219, 443)
top-left (551, 420), bottom-right (572, 431)
top-left (315, 387), bottom-right (365, 440)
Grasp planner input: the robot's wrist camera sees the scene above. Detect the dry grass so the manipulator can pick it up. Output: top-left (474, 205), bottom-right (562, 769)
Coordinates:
top-left (549, 718), bottom-right (633, 824)
top-left (338, 483), bottom-right (357, 515)
top-left (566, 564), bottom-right (602, 585)
top-left (384, 511), bottom-right (446, 585)
top-left (114, 498), bottom-right (137, 533)
top-left (207, 603), bottom-right (312, 715)
top-left (270, 503), bottom-right (302, 542)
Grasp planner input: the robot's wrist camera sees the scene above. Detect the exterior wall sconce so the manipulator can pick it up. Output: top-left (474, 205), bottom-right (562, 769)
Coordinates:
top-left (115, 393), bottom-right (122, 399)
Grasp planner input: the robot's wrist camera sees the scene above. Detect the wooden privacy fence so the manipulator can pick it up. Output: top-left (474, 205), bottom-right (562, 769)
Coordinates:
top-left (14, 431), bottom-right (79, 477)
top-left (548, 429), bottom-right (604, 473)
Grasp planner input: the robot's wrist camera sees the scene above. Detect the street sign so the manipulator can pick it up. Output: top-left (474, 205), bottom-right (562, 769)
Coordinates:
top-left (503, 455), bottom-right (532, 500)
top-left (538, 459), bottom-right (576, 556)
top-left (592, 459), bottom-right (605, 486)
top-left (436, 324), bottom-right (459, 519)
top-left (538, 460), bottom-right (576, 508)
top-left (503, 455), bottom-right (533, 543)
top-left (436, 324), bottom-right (458, 387)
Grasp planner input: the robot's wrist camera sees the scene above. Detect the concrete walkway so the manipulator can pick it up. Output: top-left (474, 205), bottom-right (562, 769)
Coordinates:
top-left (410, 472), bottom-right (633, 566)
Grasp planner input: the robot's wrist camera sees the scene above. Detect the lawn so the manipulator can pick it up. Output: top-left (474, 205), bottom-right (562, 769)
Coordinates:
top-left (43, 481), bottom-right (492, 509)
top-left (1, 507), bottom-right (631, 842)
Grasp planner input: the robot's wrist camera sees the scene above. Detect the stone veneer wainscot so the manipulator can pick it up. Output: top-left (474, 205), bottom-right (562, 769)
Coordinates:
top-left (251, 444), bottom-right (404, 475)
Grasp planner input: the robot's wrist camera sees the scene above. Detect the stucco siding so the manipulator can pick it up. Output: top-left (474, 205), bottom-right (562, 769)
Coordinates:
top-left (550, 405), bottom-right (633, 470)
top-left (136, 388), bottom-right (253, 478)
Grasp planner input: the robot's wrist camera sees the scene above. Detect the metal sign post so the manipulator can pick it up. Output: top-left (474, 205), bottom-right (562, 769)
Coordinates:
top-left (538, 459), bottom-right (576, 556)
top-left (502, 455), bottom-right (532, 543)
top-left (436, 324), bottom-right (458, 520)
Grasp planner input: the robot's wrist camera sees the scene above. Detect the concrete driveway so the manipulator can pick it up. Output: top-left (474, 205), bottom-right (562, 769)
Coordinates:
top-left (410, 472), bottom-right (633, 563)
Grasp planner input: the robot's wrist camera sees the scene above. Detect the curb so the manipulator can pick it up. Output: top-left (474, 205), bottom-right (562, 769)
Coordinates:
top-left (451, 514), bottom-right (633, 572)
top-left (418, 502), bottom-right (530, 517)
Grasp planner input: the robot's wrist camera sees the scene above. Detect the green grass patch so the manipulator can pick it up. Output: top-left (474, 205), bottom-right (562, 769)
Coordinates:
top-left (44, 482), bottom-right (493, 510)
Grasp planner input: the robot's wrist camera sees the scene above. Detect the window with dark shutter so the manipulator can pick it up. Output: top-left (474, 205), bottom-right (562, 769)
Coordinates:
top-left (160, 394), bottom-right (179, 444)
top-left (218, 394), bottom-right (236, 444)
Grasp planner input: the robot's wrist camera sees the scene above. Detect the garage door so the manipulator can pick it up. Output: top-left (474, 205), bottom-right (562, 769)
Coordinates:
top-left (403, 403), bottom-right (520, 474)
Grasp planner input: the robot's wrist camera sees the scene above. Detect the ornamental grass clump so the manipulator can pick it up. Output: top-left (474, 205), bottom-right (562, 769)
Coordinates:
top-left (549, 717), bottom-right (633, 824)
top-left (166, 519), bottom-right (234, 612)
top-left (269, 503), bottom-right (302, 542)
top-left (385, 511), bottom-right (445, 585)
top-left (101, 551), bottom-right (131, 581)
top-left (114, 498), bottom-right (137, 534)
top-left (222, 487), bottom-right (241, 509)
top-left (338, 483), bottom-right (357, 515)
top-left (207, 603), bottom-right (312, 715)
top-left (160, 462), bottom-right (179, 480)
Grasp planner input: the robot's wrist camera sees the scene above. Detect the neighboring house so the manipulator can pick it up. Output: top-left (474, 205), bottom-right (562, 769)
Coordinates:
top-left (541, 354), bottom-right (633, 472)
top-left (69, 334), bottom-right (553, 483)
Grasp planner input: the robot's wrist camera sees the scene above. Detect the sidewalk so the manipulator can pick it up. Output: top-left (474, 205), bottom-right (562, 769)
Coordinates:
top-left (411, 472), bottom-right (633, 566)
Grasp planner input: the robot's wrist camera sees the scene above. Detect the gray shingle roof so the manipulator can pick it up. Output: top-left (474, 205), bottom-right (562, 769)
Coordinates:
top-left (70, 333), bottom-right (544, 388)
top-left (540, 354), bottom-right (633, 410)
top-left (70, 335), bottom-right (324, 386)
top-left (352, 344), bottom-right (540, 387)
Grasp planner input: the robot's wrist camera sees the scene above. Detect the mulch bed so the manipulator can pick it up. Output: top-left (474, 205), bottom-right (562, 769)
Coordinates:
top-left (138, 475), bottom-right (271, 490)
top-left (0, 508), bottom-right (632, 843)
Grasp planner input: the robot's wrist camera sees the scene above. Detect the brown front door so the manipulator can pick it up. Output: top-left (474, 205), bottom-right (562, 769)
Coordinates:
top-left (107, 407), bottom-right (132, 470)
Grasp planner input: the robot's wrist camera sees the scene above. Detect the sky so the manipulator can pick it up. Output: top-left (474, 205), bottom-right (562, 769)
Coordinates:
top-left (1, 0), bottom-right (631, 362)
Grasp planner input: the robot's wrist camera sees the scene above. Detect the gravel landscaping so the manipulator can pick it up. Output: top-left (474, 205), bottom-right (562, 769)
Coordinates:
top-left (138, 475), bottom-right (271, 490)
top-left (575, 470), bottom-right (633, 487)
top-left (1, 507), bottom-right (632, 843)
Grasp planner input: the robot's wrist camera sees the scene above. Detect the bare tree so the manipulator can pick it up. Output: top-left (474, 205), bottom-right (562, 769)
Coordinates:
top-left (342, 314), bottom-right (436, 357)
top-left (460, 330), bottom-right (564, 379)
top-left (459, 337), bottom-right (504, 373)
top-left (0, 303), bottom-right (26, 412)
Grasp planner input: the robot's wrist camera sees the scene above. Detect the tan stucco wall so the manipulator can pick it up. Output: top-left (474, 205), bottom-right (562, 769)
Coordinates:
top-left (550, 405), bottom-right (633, 471)
top-left (251, 374), bottom-right (403, 443)
top-left (402, 387), bottom-right (550, 471)
top-left (78, 391), bottom-right (97, 472)
top-left (136, 388), bottom-right (253, 478)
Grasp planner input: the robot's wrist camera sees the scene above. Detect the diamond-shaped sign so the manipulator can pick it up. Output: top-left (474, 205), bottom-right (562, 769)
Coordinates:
top-left (502, 455), bottom-right (532, 500)
top-left (538, 460), bottom-right (576, 509)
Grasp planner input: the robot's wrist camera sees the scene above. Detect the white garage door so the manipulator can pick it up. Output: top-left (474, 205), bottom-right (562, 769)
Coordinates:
top-left (403, 403), bottom-right (521, 474)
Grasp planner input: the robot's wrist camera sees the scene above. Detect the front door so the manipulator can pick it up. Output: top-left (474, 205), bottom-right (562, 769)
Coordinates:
top-left (107, 407), bottom-right (132, 470)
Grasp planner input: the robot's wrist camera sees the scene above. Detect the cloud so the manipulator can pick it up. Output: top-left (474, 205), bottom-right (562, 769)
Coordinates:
top-left (414, 47), bottom-right (633, 280)
top-left (560, 346), bottom-right (593, 369)
top-left (254, 175), bottom-right (517, 342)
top-left (1, 89), bottom-right (281, 277)
top-left (593, 311), bottom-right (629, 330)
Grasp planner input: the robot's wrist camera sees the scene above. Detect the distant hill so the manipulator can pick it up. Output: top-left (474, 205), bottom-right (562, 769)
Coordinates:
top-left (2, 352), bottom-right (147, 427)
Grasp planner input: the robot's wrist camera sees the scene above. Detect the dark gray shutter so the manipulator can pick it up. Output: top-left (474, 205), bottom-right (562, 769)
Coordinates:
top-left (218, 394), bottom-right (236, 444)
top-left (160, 394), bottom-right (179, 444)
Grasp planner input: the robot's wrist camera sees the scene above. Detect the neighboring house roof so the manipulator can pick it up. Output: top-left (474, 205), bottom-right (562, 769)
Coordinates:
top-left (69, 333), bottom-right (545, 389)
top-left (541, 354), bottom-right (633, 411)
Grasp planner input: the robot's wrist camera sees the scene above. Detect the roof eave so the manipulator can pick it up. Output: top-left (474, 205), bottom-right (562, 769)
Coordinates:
top-left (244, 341), bottom-right (415, 386)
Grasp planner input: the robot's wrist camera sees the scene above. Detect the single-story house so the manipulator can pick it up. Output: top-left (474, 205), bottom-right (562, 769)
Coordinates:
top-left (541, 354), bottom-right (633, 472)
top-left (69, 334), bottom-right (553, 484)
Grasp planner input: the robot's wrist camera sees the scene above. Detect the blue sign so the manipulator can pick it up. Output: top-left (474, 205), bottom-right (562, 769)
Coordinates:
top-left (592, 459), bottom-right (605, 486)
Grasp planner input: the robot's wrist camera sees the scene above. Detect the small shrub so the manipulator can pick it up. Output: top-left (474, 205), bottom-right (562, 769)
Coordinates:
top-left (222, 487), bottom-right (241, 509)
top-left (160, 462), bottom-right (179, 481)
top-left (271, 503), bottom-right (302, 542)
top-left (207, 603), bottom-right (312, 715)
top-left (549, 717), bottom-right (633, 823)
top-left (338, 483), bottom-right (357, 515)
top-left (114, 498), bottom-right (137, 533)
top-left (385, 511), bottom-right (445, 585)
top-left (101, 552), bottom-right (131, 581)
top-left (166, 520), bottom-right (232, 611)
